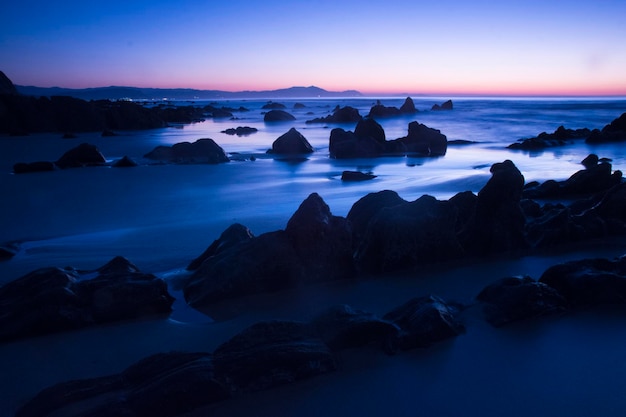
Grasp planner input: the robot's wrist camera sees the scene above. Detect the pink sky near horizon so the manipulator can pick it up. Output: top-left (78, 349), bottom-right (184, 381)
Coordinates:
top-left (2, 0), bottom-right (626, 96)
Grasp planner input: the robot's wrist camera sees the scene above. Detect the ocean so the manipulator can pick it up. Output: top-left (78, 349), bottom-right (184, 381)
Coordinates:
top-left (2, 96), bottom-right (626, 416)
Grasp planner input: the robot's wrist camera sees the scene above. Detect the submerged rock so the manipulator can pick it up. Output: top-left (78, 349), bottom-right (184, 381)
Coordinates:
top-left (112, 155), bottom-right (138, 167)
top-left (305, 105), bottom-right (362, 124)
top-left (221, 126), bottom-right (258, 136)
top-left (431, 100), bottom-right (453, 111)
top-left (477, 276), bottom-right (566, 326)
top-left (341, 170), bottom-right (377, 181)
top-left (263, 109), bottom-right (296, 122)
top-left (383, 295), bottom-right (464, 350)
top-left (55, 142), bottom-right (106, 168)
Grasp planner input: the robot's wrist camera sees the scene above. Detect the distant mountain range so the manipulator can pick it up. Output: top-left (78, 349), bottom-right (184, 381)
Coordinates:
top-left (14, 85), bottom-right (363, 100)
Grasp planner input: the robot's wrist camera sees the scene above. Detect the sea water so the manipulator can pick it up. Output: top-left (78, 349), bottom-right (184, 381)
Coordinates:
top-left (1, 96), bottom-right (625, 279)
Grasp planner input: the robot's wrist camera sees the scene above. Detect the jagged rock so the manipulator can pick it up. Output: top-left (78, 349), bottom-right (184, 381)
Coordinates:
top-left (221, 126), bottom-right (258, 136)
top-left (431, 100), bottom-right (453, 111)
top-left (355, 194), bottom-right (463, 273)
top-left (399, 97), bottom-right (417, 113)
top-left (310, 304), bottom-right (400, 353)
top-left (12, 161), bottom-right (56, 174)
top-left (329, 117), bottom-right (387, 158)
top-left (368, 100), bottom-right (402, 118)
top-left (476, 276), bottom-right (566, 326)
top-left (523, 155), bottom-right (622, 198)
top-left (0, 257), bottom-right (174, 342)
top-left (459, 160), bottom-right (528, 256)
top-left (285, 193), bottom-right (355, 283)
top-left (383, 295), bottom-right (464, 350)
top-left (263, 109), bottom-right (296, 122)
top-left (55, 142), bottom-right (106, 168)
top-left (144, 138), bottom-right (230, 164)
top-left (112, 155), bottom-right (138, 167)
top-left (387, 121), bottom-right (447, 156)
top-left (346, 190), bottom-right (407, 246)
top-left (0, 70), bottom-right (18, 95)
top-left (341, 170), bottom-right (376, 181)
top-left (187, 223), bottom-right (255, 271)
top-left (586, 112), bottom-right (626, 143)
top-left (184, 230), bottom-right (302, 306)
top-left (16, 352), bottom-right (229, 417)
top-left (213, 320), bottom-right (336, 392)
top-left (508, 125), bottom-right (592, 150)
top-left (305, 106), bottom-right (362, 124)
top-left (267, 128), bottom-right (314, 154)
top-left (539, 256), bottom-right (626, 307)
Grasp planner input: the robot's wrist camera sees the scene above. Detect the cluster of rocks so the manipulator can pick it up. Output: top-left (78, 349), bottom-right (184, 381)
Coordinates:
top-left (431, 99), bottom-right (453, 111)
top-left (329, 117), bottom-right (447, 158)
top-left (14, 249), bottom-right (626, 416)
top-left (220, 126), bottom-right (258, 136)
top-left (15, 294), bottom-right (464, 417)
top-left (367, 97), bottom-right (417, 118)
top-left (305, 105), bottom-right (363, 124)
top-left (13, 143), bottom-right (119, 173)
top-left (0, 256), bottom-right (173, 342)
top-left (143, 138), bottom-right (230, 164)
top-left (508, 112), bottom-right (626, 150)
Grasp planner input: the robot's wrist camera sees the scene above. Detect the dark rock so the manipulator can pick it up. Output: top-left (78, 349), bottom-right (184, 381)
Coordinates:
top-left (13, 161), bottom-right (56, 174)
top-left (213, 320), bottom-right (336, 392)
top-left (0, 257), bottom-right (174, 342)
top-left (539, 256), bottom-right (626, 307)
top-left (221, 126), bottom-right (258, 136)
top-left (476, 276), bottom-right (566, 326)
top-left (285, 193), bottom-right (355, 283)
top-left (341, 170), bottom-right (377, 181)
top-left (262, 101), bottom-right (286, 110)
top-left (16, 351), bottom-right (229, 417)
top-left (459, 160), bottom-right (528, 256)
top-left (383, 295), bottom-right (464, 350)
top-left (268, 128), bottom-right (314, 154)
top-left (293, 102), bottom-right (306, 109)
top-left (346, 190), bottom-right (407, 246)
top-left (354, 117), bottom-right (386, 144)
top-left (586, 112), bottom-right (626, 143)
top-left (431, 100), bottom-right (453, 111)
top-left (0, 70), bottom-right (18, 95)
top-left (112, 155), bottom-right (138, 167)
top-left (0, 243), bottom-right (18, 260)
top-left (355, 195), bottom-right (464, 273)
top-left (508, 125), bottom-right (591, 150)
top-left (523, 155), bottom-right (622, 198)
top-left (388, 121), bottom-right (448, 156)
top-left (55, 142), bottom-right (106, 168)
top-left (329, 127), bottom-right (385, 158)
top-left (368, 100), bottom-right (402, 118)
top-left (210, 108), bottom-right (233, 118)
top-left (399, 97), bottom-right (417, 113)
top-left (187, 223), bottom-right (255, 271)
top-left (448, 191), bottom-right (478, 233)
top-left (144, 138), bottom-right (230, 164)
top-left (184, 230), bottom-right (302, 306)
top-left (264, 109), bottom-right (296, 122)
top-left (305, 106), bottom-right (362, 124)
top-left (310, 304), bottom-right (400, 353)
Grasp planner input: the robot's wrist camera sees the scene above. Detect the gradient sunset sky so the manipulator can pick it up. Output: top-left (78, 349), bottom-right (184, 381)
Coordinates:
top-left (2, 0), bottom-right (625, 96)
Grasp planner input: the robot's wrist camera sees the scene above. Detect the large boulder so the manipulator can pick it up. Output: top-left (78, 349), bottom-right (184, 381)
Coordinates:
top-left (187, 223), bottom-right (255, 271)
top-left (263, 109), bottom-right (296, 122)
top-left (144, 138), bottom-right (230, 164)
top-left (55, 142), bottom-right (107, 168)
top-left (382, 295), bottom-right (464, 350)
top-left (399, 97), bottom-right (417, 114)
top-left (184, 230), bottom-right (302, 307)
top-left (367, 100), bottom-right (402, 118)
top-left (285, 193), bottom-right (355, 283)
top-left (459, 160), bottom-right (528, 256)
top-left (355, 195), bottom-right (463, 273)
top-left (387, 121), bottom-right (447, 156)
top-left (346, 190), bottom-right (408, 247)
top-left (539, 256), bottom-right (626, 307)
top-left (476, 276), bottom-right (567, 326)
top-left (268, 127), bottom-right (314, 155)
top-left (0, 256), bottom-right (174, 342)
top-left (16, 352), bottom-right (230, 417)
top-left (212, 320), bottom-right (336, 392)
top-left (329, 118), bottom-right (387, 158)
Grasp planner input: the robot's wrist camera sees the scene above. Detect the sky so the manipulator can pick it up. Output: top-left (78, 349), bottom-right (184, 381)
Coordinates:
top-left (1, 0), bottom-right (626, 96)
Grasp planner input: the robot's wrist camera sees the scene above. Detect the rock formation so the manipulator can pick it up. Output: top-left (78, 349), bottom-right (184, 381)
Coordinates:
top-left (267, 128), bottom-right (314, 155)
top-left (144, 138), bottom-right (230, 164)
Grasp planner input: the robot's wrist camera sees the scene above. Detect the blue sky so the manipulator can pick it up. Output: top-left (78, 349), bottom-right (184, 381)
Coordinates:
top-left (1, 0), bottom-right (625, 95)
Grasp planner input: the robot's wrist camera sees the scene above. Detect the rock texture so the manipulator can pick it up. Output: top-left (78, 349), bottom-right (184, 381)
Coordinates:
top-left (267, 128), bottom-right (314, 155)
top-left (144, 138), bottom-right (230, 164)
top-left (0, 256), bottom-right (174, 342)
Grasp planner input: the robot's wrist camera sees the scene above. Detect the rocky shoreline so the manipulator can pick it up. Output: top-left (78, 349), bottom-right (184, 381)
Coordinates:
top-left (5, 151), bottom-right (626, 415)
